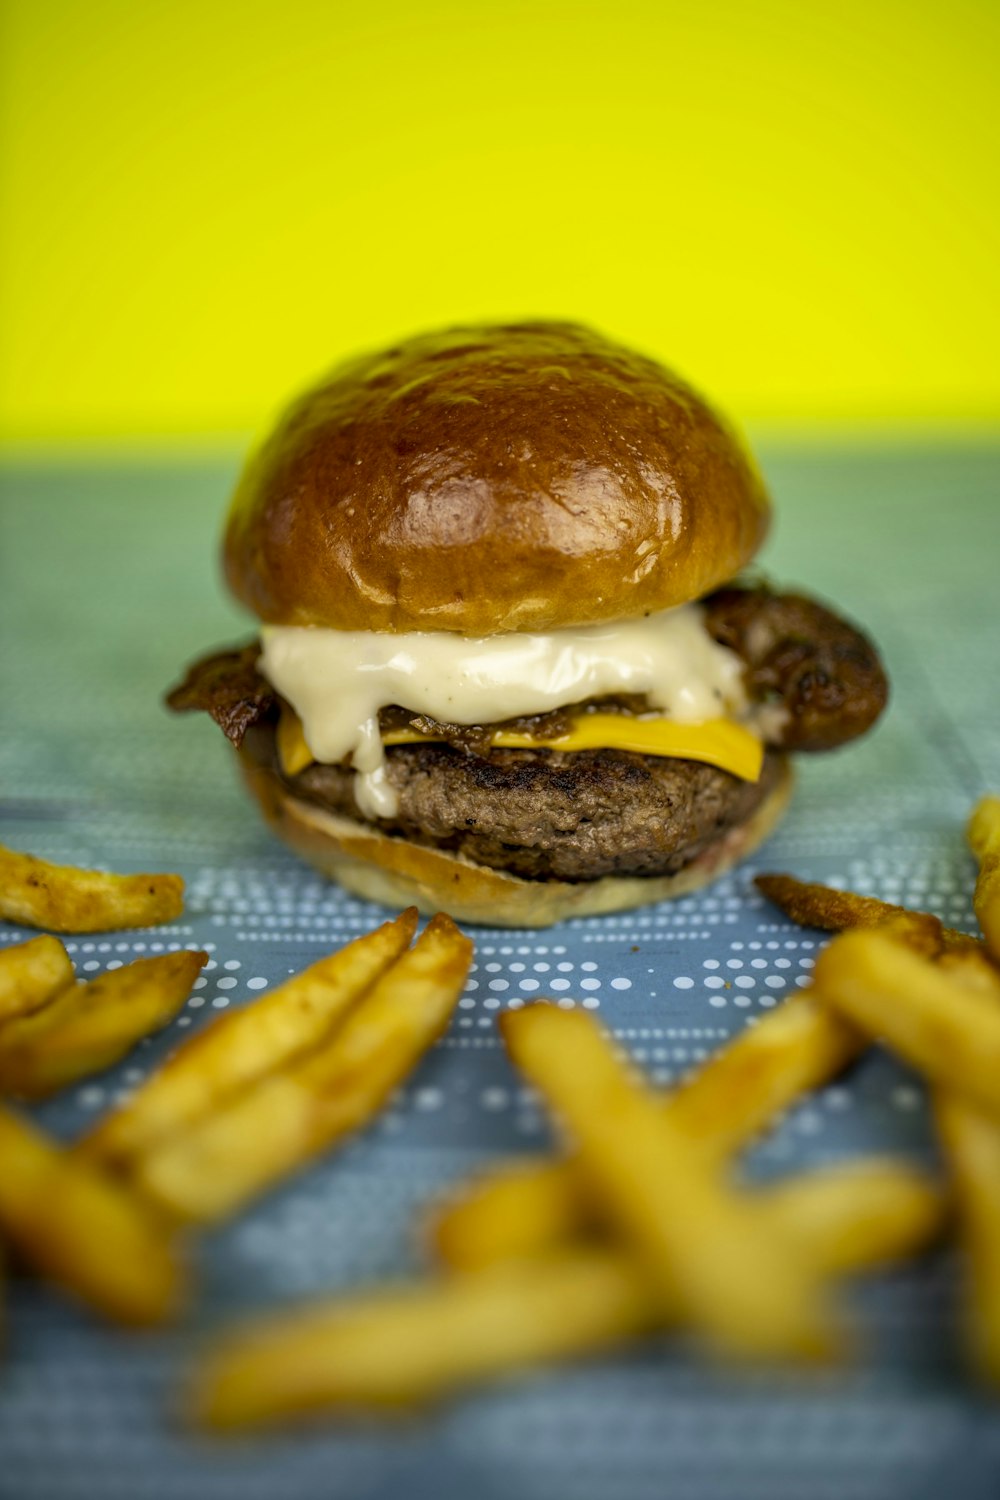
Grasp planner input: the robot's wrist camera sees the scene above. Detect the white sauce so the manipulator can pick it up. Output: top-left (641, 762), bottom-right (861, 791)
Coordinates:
top-left (259, 605), bottom-right (748, 819)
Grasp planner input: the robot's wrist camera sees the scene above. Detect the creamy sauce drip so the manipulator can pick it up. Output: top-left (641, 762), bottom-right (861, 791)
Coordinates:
top-left (259, 605), bottom-right (748, 819)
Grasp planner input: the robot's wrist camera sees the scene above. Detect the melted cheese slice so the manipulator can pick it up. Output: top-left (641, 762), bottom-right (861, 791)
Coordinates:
top-left (278, 709), bottom-right (763, 784)
top-left (260, 606), bottom-right (753, 818)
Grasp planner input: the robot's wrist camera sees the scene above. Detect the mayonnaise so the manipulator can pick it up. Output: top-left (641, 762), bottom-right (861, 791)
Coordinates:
top-left (259, 605), bottom-right (748, 819)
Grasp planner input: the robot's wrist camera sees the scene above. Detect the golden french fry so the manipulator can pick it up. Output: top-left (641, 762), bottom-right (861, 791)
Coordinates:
top-left (755, 872), bottom-right (933, 938)
top-left (500, 1005), bottom-right (839, 1362)
top-left (813, 931), bottom-right (1000, 1123)
top-left (936, 945), bottom-right (1000, 997)
top-left (754, 872), bottom-right (981, 957)
top-left (432, 995), bottom-right (864, 1269)
top-left (135, 914), bottom-right (472, 1222)
top-left (757, 871), bottom-right (1000, 994)
top-left (0, 1105), bottom-right (184, 1325)
top-left (82, 910), bottom-right (418, 1169)
top-left (0, 951), bottom-right (207, 1100)
top-left (194, 1248), bottom-right (649, 1426)
top-left (0, 842), bottom-right (184, 933)
top-left (935, 1092), bottom-right (1000, 1384)
top-left (0, 935), bottom-right (75, 1024)
top-left (665, 996), bottom-right (864, 1151)
top-left (968, 796), bottom-right (1000, 959)
top-left (431, 1157), bottom-right (588, 1271)
top-left (193, 1159), bottom-right (943, 1427)
top-left (761, 1159), bottom-right (946, 1274)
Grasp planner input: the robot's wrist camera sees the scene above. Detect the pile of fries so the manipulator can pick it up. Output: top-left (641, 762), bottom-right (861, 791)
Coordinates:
top-left (183, 795), bottom-right (1000, 1427)
top-left (0, 841), bottom-right (473, 1346)
top-left (2, 799), bottom-right (1000, 1432)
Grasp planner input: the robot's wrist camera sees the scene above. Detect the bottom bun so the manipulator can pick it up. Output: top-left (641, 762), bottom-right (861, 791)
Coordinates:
top-left (237, 753), bottom-right (794, 929)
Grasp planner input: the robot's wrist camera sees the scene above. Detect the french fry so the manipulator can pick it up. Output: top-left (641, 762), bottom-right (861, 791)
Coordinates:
top-left (0, 1105), bottom-right (184, 1325)
top-left (0, 842), bottom-right (184, 933)
top-left (82, 909), bottom-right (418, 1169)
top-left (134, 914), bottom-right (472, 1222)
top-left (936, 945), bottom-right (1000, 998)
top-left (0, 935), bottom-right (75, 1024)
top-left (432, 995), bottom-right (864, 1269)
top-left (754, 872), bottom-right (982, 958)
top-left (934, 1092), bottom-right (1000, 1384)
top-left (500, 1005), bottom-right (839, 1361)
top-left (195, 1248), bottom-right (649, 1425)
top-left (0, 951), bottom-right (207, 1100)
top-left (814, 931), bottom-right (1000, 1122)
top-left (193, 1158), bottom-right (943, 1427)
top-left (968, 796), bottom-right (1000, 959)
top-left (431, 1158), bottom-right (590, 1271)
top-left (761, 1159), bottom-right (946, 1274)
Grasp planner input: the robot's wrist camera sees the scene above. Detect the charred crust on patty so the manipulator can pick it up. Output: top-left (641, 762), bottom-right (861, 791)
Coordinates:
top-left (703, 586), bottom-right (888, 751)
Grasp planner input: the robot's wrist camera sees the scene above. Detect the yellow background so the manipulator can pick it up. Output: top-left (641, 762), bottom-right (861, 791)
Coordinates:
top-left (1, 0), bottom-right (997, 445)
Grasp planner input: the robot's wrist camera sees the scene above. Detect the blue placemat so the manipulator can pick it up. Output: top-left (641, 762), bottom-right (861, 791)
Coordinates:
top-left (1, 448), bottom-right (999, 1500)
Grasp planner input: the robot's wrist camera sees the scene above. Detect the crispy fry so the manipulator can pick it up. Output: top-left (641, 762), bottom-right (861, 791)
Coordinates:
top-left (0, 1105), bottom-right (184, 1324)
top-left (431, 1158), bottom-right (589, 1271)
top-left (0, 935), bottom-right (75, 1024)
top-left (665, 996), bottom-right (864, 1152)
top-left (0, 842), bottom-right (184, 933)
top-left (935, 1091), bottom-right (1000, 1384)
top-left (813, 931), bottom-right (1000, 1122)
top-left (432, 995), bottom-right (864, 1269)
top-left (0, 951), bottom-right (207, 1100)
top-left (82, 910), bottom-right (418, 1169)
top-left (193, 1159), bottom-right (942, 1427)
top-left (500, 1005), bottom-right (839, 1361)
top-left (761, 1159), bottom-right (946, 1274)
top-left (134, 915), bottom-right (472, 1222)
top-left (754, 872), bottom-right (981, 957)
top-left (937, 945), bottom-right (1000, 997)
top-left (968, 796), bottom-right (1000, 959)
top-left (195, 1248), bottom-right (649, 1425)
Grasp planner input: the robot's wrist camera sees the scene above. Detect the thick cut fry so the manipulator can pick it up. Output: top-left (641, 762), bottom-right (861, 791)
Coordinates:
top-left (936, 946), bottom-right (1000, 997)
top-left (760, 1159), bottom-right (946, 1274)
top-left (0, 842), bottom-right (184, 933)
top-left (500, 1005), bottom-right (838, 1361)
top-left (0, 935), bottom-right (75, 1024)
top-left (82, 910), bottom-right (418, 1168)
top-left (935, 1092), bottom-right (1000, 1384)
top-left (0, 951), bottom-right (207, 1100)
top-left (0, 1105), bottom-right (184, 1324)
top-left (755, 872), bottom-right (982, 957)
top-left (195, 1249), bottom-right (649, 1426)
top-left (813, 931), bottom-right (1000, 1123)
top-left (432, 996), bottom-right (864, 1269)
top-left (135, 915), bottom-right (472, 1222)
top-left (968, 796), bottom-right (1000, 959)
top-left (193, 1159), bottom-right (943, 1427)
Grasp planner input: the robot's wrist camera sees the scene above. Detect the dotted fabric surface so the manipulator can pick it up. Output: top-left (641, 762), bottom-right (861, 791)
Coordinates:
top-left (1, 449), bottom-right (999, 1500)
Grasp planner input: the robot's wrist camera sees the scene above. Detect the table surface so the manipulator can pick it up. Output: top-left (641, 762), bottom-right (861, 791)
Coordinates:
top-left (1, 447), bottom-right (999, 1500)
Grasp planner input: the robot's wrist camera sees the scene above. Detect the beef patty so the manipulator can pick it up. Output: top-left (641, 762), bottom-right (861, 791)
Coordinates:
top-left (244, 727), bottom-right (786, 882)
top-left (171, 581), bottom-right (885, 884)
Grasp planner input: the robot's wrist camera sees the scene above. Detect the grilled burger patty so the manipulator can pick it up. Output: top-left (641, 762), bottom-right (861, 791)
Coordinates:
top-left (169, 583), bottom-right (886, 883)
top-left (243, 731), bottom-right (786, 882)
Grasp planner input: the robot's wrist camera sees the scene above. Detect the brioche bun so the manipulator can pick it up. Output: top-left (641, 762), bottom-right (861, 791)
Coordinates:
top-left (237, 753), bottom-right (793, 928)
top-left (224, 322), bottom-right (771, 636)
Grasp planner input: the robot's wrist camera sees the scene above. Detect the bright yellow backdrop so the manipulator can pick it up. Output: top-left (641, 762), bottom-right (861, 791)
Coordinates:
top-left (1, 0), bottom-right (997, 444)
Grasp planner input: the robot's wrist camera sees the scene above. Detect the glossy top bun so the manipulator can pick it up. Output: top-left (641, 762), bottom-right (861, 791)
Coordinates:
top-left (224, 322), bottom-right (771, 635)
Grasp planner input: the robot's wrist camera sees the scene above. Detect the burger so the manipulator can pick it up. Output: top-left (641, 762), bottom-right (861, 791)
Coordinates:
top-left (168, 322), bottom-right (888, 926)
